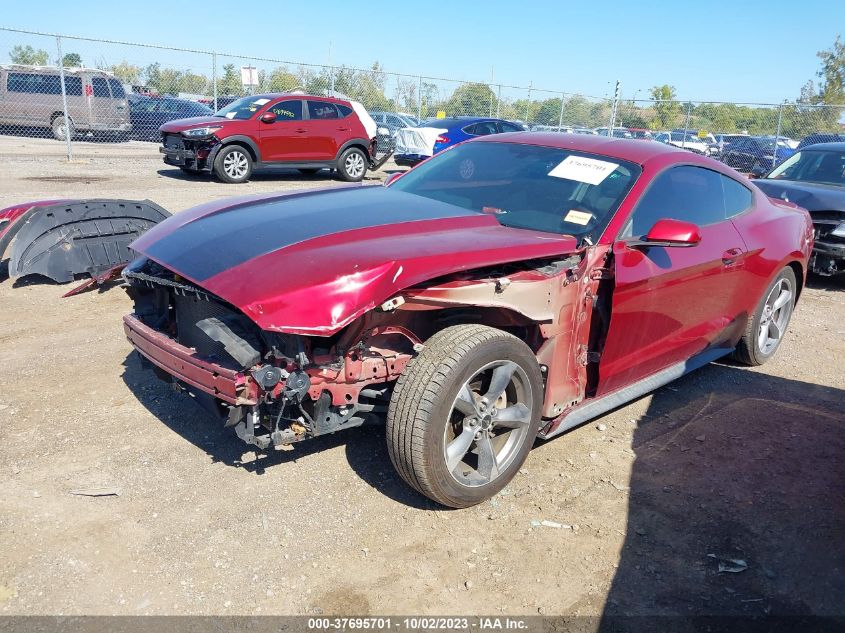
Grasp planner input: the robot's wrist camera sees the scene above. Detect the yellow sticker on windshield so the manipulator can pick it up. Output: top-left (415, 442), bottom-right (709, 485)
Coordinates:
top-left (564, 210), bottom-right (593, 225)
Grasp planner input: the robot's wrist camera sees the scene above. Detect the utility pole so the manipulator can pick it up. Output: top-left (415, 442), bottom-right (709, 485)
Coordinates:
top-left (607, 79), bottom-right (620, 135)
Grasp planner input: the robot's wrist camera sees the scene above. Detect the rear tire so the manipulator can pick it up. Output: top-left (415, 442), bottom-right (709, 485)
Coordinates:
top-left (213, 145), bottom-right (253, 183)
top-left (337, 147), bottom-right (368, 182)
top-left (733, 266), bottom-right (797, 366)
top-left (386, 325), bottom-right (543, 508)
top-left (51, 115), bottom-right (74, 141)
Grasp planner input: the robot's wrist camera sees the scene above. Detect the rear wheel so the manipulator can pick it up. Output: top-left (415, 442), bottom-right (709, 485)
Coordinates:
top-left (51, 115), bottom-right (74, 141)
top-left (337, 147), bottom-right (367, 182)
top-left (213, 145), bottom-right (253, 183)
top-left (386, 325), bottom-right (543, 508)
top-left (733, 266), bottom-right (797, 366)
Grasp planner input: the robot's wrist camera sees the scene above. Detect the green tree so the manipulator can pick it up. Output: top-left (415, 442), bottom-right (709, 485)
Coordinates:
top-left (111, 61), bottom-right (142, 85)
top-left (816, 35), bottom-right (845, 104)
top-left (649, 84), bottom-right (681, 128)
top-left (9, 45), bottom-right (49, 65)
top-left (61, 52), bottom-right (82, 67)
top-left (218, 64), bottom-right (242, 96)
top-left (446, 83), bottom-right (496, 117)
top-left (266, 65), bottom-right (298, 92)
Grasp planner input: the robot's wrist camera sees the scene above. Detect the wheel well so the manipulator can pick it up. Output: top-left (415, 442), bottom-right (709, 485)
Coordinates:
top-left (787, 261), bottom-right (804, 302)
top-left (50, 111), bottom-right (70, 124)
top-left (221, 140), bottom-right (257, 162)
top-left (338, 142), bottom-right (369, 161)
top-left (424, 307), bottom-right (544, 351)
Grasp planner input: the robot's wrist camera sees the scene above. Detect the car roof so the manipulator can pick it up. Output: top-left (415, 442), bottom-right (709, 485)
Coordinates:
top-left (800, 142), bottom-right (845, 151)
top-left (237, 93), bottom-right (350, 104)
top-left (419, 117), bottom-right (503, 128)
top-left (475, 132), bottom-right (691, 165)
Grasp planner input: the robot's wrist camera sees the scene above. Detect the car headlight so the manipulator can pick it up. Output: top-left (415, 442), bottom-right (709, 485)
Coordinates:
top-left (181, 126), bottom-right (222, 138)
top-left (377, 126), bottom-right (390, 136)
top-left (831, 223), bottom-right (845, 238)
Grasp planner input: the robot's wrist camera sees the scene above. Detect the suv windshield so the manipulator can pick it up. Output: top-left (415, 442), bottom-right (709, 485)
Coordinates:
top-left (214, 96), bottom-right (272, 120)
top-left (766, 149), bottom-right (845, 186)
top-left (389, 142), bottom-right (640, 243)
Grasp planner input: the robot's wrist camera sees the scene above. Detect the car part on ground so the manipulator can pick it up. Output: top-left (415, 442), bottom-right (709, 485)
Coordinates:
top-left (0, 199), bottom-right (170, 289)
top-left (122, 134), bottom-right (812, 508)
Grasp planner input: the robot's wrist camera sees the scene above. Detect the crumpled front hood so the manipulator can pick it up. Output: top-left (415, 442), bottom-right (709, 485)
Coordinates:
top-left (755, 179), bottom-right (845, 213)
top-left (159, 116), bottom-right (234, 132)
top-left (129, 186), bottom-right (578, 335)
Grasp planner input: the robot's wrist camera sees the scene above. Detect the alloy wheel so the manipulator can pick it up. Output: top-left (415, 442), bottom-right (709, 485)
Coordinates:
top-left (443, 360), bottom-right (534, 487)
top-left (757, 276), bottom-right (793, 355)
top-left (223, 150), bottom-right (249, 180)
top-left (345, 152), bottom-right (366, 179)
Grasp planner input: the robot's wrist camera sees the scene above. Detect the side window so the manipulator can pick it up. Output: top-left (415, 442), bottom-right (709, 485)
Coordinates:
top-left (270, 100), bottom-right (303, 121)
top-left (499, 121), bottom-right (523, 133)
top-left (7, 72), bottom-right (34, 93)
top-left (336, 104), bottom-right (353, 117)
top-left (463, 123), bottom-right (480, 136)
top-left (626, 166), bottom-right (728, 236)
top-left (721, 175), bottom-right (753, 217)
top-left (108, 78), bottom-right (125, 98)
top-left (91, 77), bottom-right (110, 98)
top-left (307, 100), bottom-right (339, 120)
top-left (64, 76), bottom-right (83, 96)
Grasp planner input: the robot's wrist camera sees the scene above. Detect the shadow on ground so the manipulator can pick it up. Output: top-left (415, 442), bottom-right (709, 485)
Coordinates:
top-left (155, 167), bottom-right (385, 184)
top-left (597, 364), bottom-right (844, 629)
top-left (120, 352), bottom-right (436, 509)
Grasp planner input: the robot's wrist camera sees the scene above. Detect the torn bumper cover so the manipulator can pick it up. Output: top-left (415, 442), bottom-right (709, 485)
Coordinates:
top-left (0, 199), bottom-right (170, 287)
top-left (809, 212), bottom-right (845, 276)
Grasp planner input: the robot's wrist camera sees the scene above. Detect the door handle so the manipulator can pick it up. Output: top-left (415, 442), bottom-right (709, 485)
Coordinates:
top-left (336, 127), bottom-right (350, 131)
top-left (721, 248), bottom-right (744, 265)
top-left (295, 128), bottom-right (308, 133)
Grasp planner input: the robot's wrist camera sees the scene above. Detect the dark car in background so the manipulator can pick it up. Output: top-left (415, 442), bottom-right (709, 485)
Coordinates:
top-left (128, 94), bottom-right (213, 141)
top-left (721, 136), bottom-right (796, 173)
top-left (755, 143), bottom-right (845, 276)
top-left (797, 133), bottom-right (845, 149)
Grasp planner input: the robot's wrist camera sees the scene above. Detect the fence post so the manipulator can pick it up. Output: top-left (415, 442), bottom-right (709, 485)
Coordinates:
top-left (496, 84), bottom-right (501, 118)
top-left (525, 82), bottom-right (532, 124)
top-left (773, 103), bottom-right (784, 170)
top-left (212, 52), bottom-right (218, 111)
top-left (682, 101), bottom-right (692, 149)
top-left (608, 80), bottom-right (620, 134)
top-left (557, 92), bottom-right (565, 132)
top-left (417, 75), bottom-right (422, 121)
top-left (55, 35), bottom-right (73, 161)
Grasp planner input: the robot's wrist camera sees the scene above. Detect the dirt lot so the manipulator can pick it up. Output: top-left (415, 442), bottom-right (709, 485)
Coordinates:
top-left (0, 135), bottom-right (843, 619)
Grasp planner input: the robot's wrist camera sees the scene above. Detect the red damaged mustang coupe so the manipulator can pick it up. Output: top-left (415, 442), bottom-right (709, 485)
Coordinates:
top-left (123, 133), bottom-right (812, 507)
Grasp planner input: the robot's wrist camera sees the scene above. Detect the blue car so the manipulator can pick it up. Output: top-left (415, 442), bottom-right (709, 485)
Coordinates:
top-left (127, 94), bottom-right (213, 141)
top-left (393, 117), bottom-right (525, 167)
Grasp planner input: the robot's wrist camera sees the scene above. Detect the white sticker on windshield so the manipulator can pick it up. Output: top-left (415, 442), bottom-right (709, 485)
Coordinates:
top-left (563, 210), bottom-right (593, 225)
top-left (549, 156), bottom-right (619, 185)
top-left (253, 98), bottom-right (271, 105)
top-left (224, 111), bottom-right (236, 119)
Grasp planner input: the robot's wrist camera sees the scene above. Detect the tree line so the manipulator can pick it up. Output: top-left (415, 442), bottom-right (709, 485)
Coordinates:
top-left (8, 37), bottom-right (844, 137)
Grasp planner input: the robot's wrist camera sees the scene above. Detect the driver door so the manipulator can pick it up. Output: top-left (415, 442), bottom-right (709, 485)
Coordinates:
top-left (258, 98), bottom-right (308, 162)
top-left (595, 165), bottom-right (748, 396)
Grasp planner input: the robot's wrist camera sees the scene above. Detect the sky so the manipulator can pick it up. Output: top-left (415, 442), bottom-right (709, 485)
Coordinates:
top-left (0, 0), bottom-right (841, 104)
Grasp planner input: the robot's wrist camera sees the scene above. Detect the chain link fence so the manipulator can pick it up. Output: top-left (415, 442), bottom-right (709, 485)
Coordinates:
top-left (1, 26), bottom-right (843, 171)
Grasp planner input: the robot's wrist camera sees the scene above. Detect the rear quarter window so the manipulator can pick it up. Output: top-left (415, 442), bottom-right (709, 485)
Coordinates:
top-left (721, 175), bottom-right (753, 217)
top-left (337, 104), bottom-right (353, 117)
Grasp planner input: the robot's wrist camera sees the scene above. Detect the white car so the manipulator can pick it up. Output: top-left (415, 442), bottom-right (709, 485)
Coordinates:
top-left (654, 131), bottom-right (712, 155)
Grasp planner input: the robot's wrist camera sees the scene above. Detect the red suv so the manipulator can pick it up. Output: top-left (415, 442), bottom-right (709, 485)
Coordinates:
top-left (159, 94), bottom-right (380, 183)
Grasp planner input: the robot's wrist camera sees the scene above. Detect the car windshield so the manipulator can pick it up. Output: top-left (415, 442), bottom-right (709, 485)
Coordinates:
top-left (214, 96), bottom-right (272, 120)
top-left (389, 142), bottom-right (641, 243)
top-left (766, 150), bottom-right (845, 186)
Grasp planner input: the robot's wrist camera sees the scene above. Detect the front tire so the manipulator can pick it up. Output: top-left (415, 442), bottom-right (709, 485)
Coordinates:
top-left (733, 266), bottom-right (797, 366)
top-left (51, 115), bottom-right (74, 141)
top-left (386, 325), bottom-right (543, 508)
top-left (337, 147), bottom-right (368, 182)
top-left (213, 145), bottom-right (253, 183)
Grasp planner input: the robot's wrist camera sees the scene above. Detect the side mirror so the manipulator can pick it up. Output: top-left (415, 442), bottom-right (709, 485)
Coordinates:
top-left (749, 165), bottom-right (768, 179)
top-left (259, 112), bottom-right (277, 124)
top-left (383, 172), bottom-right (402, 186)
top-left (628, 218), bottom-right (702, 248)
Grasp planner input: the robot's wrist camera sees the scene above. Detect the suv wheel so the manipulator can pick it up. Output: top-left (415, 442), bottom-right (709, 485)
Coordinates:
top-left (214, 145), bottom-right (253, 183)
top-left (386, 325), bottom-right (543, 508)
top-left (337, 147), bottom-right (367, 182)
top-left (51, 115), bottom-right (74, 142)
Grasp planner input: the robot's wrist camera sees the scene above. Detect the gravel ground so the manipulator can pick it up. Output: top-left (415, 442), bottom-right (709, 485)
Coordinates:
top-left (0, 134), bottom-right (843, 618)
